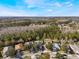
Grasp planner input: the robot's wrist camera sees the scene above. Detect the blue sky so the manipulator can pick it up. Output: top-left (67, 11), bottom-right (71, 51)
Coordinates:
top-left (0, 0), bottom-right (79, 16)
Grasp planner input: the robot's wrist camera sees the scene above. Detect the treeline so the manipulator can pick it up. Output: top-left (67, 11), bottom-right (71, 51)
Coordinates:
top-left (0, 19), bottom-right (57, 28)
top-left (0, 21), bottom-right (33, 27)
top-left (0, 17), bottom-right (73, 28)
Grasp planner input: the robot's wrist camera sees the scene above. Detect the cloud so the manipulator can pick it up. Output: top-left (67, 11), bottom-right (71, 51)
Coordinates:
top-left (53, 2), bottom-right (62, 7)
top-left (27, 5), bottom-right (35, 8)
top-left (24, 0), bottom-right (48, 9)
top-left (47, 9), bottom-right (53, 12)
top-left (24, 0), bottom-right (42, 5)
top-left (49, 2), bottom-right (62, 8)
top-left (65, 2), bottom-right (73, 7)
top-left (67, 3), bottom-right (73, 7)
top-left (65, 2), bottom-right (71, 4)
top-left (0, 0), bottom-right (78, 16)
top-left (0, 5), bottom-right (37, 16)
top-left (24, 0), bottom-right (34, 5)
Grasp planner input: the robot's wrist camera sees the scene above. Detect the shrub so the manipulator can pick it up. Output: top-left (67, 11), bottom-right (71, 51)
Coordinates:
top-left (39, 53), bottom-right (50, 59)
top-left (6, 46), bottom-right (15, 57)
top-left (24, 56), bottom-right (31, 59)
top-left (46, 43), bottom-right (52, 51)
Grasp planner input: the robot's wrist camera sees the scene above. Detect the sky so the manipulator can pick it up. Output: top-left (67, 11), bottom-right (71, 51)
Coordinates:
top-left (0, 0), bottom-right (79, 16)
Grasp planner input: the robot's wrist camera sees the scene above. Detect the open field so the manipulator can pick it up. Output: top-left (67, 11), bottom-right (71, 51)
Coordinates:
top-left (0, 17), bottom-right (79, 59)
top-left (0, 25), bottom-right (49, 34)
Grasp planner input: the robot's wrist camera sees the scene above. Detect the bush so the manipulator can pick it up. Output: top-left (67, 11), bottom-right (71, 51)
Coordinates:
top-left (6, 46), bottom-right (15, 57)
top-left (0, 50), bottom-right (2, 57)
top-left (5, 41), bottom-right (11, 46)
top-left (46, 43), bottom-right (52, 51)
top-left (24, 56), bottom-right (31, 59)
top-left (39, 53), bottom-right (50, 59)
top-left (0, 41), bottom-right (4, 47)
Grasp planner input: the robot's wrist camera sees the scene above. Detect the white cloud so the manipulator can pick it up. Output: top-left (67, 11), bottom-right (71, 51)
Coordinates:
top-left (47, 9), bottom-right (53, 12)
top-left (49, 2), bottom-right (62, 8)
top-left (24, 0), bottom-right (43, 9)
top-left (24, 0), bottom-right (34, 4)
top-left (24, 0), bottom-right (46, 8)
top-left (67, 3), bottom-right (73, 7)
top-left (27, 5), bottom-right (36, 8)
top-left (54, 2), bottom-right (62, 7)
top-left (0, 5), bottom-right (37, 16)
top-left (65, 2), bottom-right (73, 7)
top-left (24, 0), bottom-right (41, 5)
top-left (65, 2), bottom-right (70, 4)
